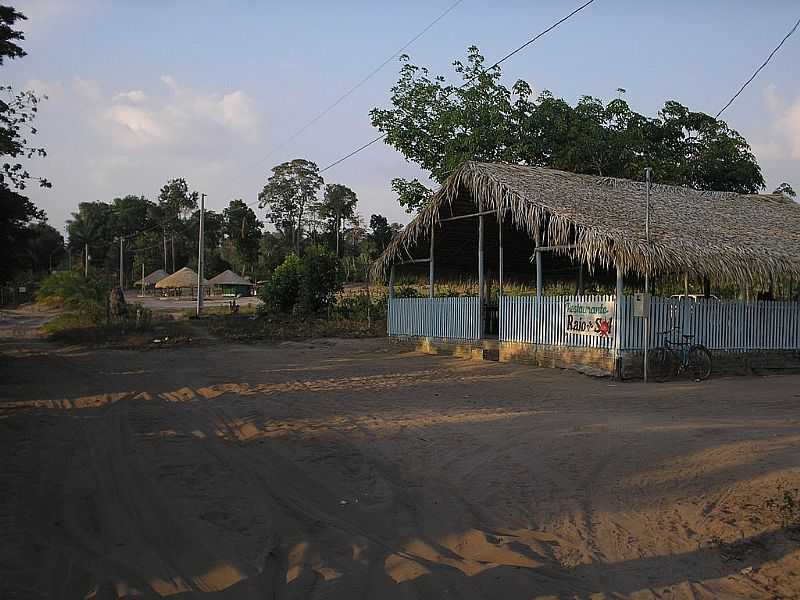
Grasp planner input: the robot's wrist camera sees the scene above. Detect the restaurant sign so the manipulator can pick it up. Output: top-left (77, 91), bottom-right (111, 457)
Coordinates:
top-left (565, 299), bottom-right (615, 337)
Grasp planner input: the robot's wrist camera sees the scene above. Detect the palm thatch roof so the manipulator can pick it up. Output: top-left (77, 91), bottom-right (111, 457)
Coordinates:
top-left (155, 267), bottom-right (209, 289)
top-left (372, 161), bottom-right (800, 282)
top-left (208, 269), bottom-right (250, 286)
top-left (134, 268), bottom-right (169, 287)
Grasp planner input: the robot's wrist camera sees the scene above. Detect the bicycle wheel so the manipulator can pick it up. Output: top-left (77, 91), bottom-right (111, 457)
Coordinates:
top-left (686, 345), bottom-right (712, 381)
top-left (647, 347), bottom-right (677, 382)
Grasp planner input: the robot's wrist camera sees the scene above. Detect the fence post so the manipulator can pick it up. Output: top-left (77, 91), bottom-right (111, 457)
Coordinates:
top-left (615, 264), bottom-right (624, 376)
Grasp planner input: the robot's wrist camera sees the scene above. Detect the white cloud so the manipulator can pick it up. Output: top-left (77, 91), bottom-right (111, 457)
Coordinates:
top-left (112, 90), bottom-right (146, 103)
top-left (105, 104), bottom-right (167, 148)
top-left (754, 84), bottom-right (800, 161)
top-left (99, 75), bottom-right (260, 149)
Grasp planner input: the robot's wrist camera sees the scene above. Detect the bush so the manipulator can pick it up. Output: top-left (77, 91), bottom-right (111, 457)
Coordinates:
top-left (334, 293), bottom-right (387, 321)
top-left (298, 245), bottom-right (342, 314)
top-left (259, 247), bottom-right (343, 316)
top-left (259, 254), bottom-right (302, 314)
top-left (37, 271), bottom-right (109, 323)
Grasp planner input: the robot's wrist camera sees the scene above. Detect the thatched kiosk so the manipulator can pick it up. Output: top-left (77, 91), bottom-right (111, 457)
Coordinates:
top-left (208, 269), bottom-right (252, 297)
top-left (373, 161), bottom-right (800, 377)
top-left (133, 268), bottom-right (168, 294)
top-left (155, 267), bottom-right (209, 297)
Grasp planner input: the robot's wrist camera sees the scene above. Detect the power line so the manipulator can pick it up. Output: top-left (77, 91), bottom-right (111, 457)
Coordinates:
top-left (244, 0), bottom-right (465, 172)
top-left (318, 0), bottom-right (598, 174)
top-left (716, 16), bottom-right (800, 118)
top-left (71, 0), bottom-right (598, 251)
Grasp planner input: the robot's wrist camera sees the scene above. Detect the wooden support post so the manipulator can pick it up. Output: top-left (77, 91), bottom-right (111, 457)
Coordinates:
top-left (388, 265), bottom-right (395, 299)
top-left (576, 263), bottom-right (584, 296)
top-left (615, 264), bottom-right (624, 364)
top-left (478, 214), bottom-right (485, 336)
top-left (535, 226), bottom-right (543, 299)
top-left (429, 226), bottom-right (434, 298)
top-left (498, 217), bottom-right (504, 299)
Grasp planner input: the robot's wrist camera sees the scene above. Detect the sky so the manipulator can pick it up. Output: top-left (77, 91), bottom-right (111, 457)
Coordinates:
top-left (6, 0), bottom-right (800, 236)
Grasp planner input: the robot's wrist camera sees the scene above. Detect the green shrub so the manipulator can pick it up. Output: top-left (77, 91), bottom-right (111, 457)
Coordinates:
top-left (298, 245), bottom-right (342, 314)
top-left (334, 293), bottom-right (387, 321)
top-left (259, 247), bottom-right (343, 316)
top-left (37, 271), bottom-right (109, 323)
top-left (259, 254), bottom-right (302, 314)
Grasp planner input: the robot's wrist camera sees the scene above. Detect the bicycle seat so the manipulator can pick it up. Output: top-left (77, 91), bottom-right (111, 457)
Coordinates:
top-left (681, 334), bottom-right (695, 339)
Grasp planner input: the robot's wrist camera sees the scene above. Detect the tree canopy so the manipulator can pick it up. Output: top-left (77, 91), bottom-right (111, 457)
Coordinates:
top-left (258, 159), bottom-right (324, 255)
top-left (371, 46), bottom-right (765, 213)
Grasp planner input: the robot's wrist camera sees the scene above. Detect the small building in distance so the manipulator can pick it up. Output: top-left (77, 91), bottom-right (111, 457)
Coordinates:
top-left (155, 267), bottom-right (209, 297)
top-left (133, 268), bottom-right (169, 295)
top-left (208, 269), bottom-right (253, 297)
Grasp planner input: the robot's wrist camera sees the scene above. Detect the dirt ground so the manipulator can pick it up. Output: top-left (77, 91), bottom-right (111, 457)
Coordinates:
top-left (1, 308), bottom-right (800, 599)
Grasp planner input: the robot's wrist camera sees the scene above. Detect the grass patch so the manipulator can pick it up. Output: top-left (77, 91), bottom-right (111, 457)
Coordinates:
top-left (206, 313), bottom-right (385, 342)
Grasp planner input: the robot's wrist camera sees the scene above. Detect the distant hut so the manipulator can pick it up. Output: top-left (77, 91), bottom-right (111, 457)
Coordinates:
top-left (155, 267), bottom-right (209, 297)
top-left (208, 269), bottom-right (252, 297)
top-left (133, 268), bottom-right (169, 295)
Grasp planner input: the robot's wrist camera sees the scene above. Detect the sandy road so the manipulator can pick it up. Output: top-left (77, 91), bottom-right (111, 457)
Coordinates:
top-left (1, 312), bottom-right (800, 599)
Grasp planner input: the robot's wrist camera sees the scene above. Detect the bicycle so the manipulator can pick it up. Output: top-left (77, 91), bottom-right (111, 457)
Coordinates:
top-left (647, 328), bottom-right (712, 382)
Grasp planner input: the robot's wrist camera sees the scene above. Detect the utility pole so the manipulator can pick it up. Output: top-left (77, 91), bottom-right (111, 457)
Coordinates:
top-left (643, 167), bottom-right (652, 383)
top-left (171, 233), bottom-right (175, 274)
top-left (196, 193), bottom-right (206, 317)
top-left (84, 243), bottom-right (89, 277)
top-left (163, 232), bottom-right (168, 272)
top-left (119, 237), bottom-right (124, 289)
top-left (141, 263), bottom-right (145, 297)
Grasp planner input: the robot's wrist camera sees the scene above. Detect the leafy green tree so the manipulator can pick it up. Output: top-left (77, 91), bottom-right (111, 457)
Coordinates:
top-left (368, 214), bottom-right (395, 255)
top-left (67, 201), bottom-right (117, 271)
top-left (0, 5), bottom-right (51, 282)
top-left (258, 159), bottom-right (323, 254)
top-left (371, 46), bottom-right (765, 213)
top-left (319, 183), bottom-right (358, 256)
top-left (223, 199), bottom-right (262, 274)
top-left (774, 182), bottom-right (796, 200)
top-left (111, 195), bottom-right (153, 237)
top-left (24, 222), bottom-right (63, 274)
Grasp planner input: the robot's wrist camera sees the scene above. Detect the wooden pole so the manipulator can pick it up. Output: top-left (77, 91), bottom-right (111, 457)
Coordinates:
top-left (615, 264), bottom-right (624, 369)
top-left (498, 216), bottom-right (504, 299)
top-left (577, 263), bottom-right (584, 295)
top-left (478, 214), bottom-right (485, 336)
top-left (84, 243), bottom-right (89, 277)
top-left (535, 226), bottom-right (543, 299)
top-left (429, 225), bottom-right (434, 298)
top-left (388, 265), bottom-right (395, 299)
top-left (141, 263), bottom-right (145, 297)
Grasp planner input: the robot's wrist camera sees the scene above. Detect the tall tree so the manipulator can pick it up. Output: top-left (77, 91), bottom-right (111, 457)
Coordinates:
top-left (258, 159), bottom-right (323, 255)
top-left (0, 5), bottom-right (51, 282)
top-left (66, 202), bottom-right (117, 272)
top-left (24, 221), bottom-right (63, 274)
top-left (371, 46), bottom-right (764, 213)
top-left (368, 214), bottom-right (396, 255)
top-left (319, 183), bottom-right (358, 257)
top-left (223, 199), bottom-right (262, 274)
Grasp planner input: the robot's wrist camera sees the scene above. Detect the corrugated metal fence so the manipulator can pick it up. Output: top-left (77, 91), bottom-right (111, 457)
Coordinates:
top-left (500, 295), bottom-right (616, 349)
top-left (621, 297), bottom-right (800, 351)
top-left (388, 297), bottom-right (481, 340)
top-left (388, 295), bottom-right (800, 351)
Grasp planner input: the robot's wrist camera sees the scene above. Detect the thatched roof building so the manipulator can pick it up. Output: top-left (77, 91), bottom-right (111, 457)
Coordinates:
top-left (208, 269), bottom-right (250, 286)
top-left (155, 267), bottom-right (209, 289)
top-left (134, 268), bottom-right (169, 287)
top-left (372, 161), bottom-right (800, 282)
